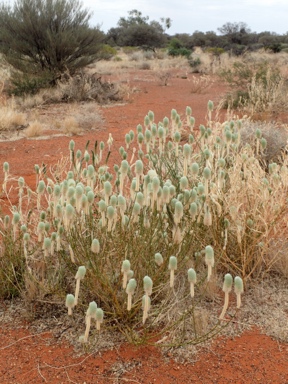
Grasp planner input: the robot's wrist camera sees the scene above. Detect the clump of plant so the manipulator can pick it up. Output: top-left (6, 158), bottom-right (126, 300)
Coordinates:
top-left (2, 101), bottom-right (288, 346)
top-left (219, 60), bottom-right (288, 114)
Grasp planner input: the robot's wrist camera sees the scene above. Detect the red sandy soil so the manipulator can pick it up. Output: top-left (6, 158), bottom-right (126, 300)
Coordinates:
top-left (0, 67), bottom-right (287, 383)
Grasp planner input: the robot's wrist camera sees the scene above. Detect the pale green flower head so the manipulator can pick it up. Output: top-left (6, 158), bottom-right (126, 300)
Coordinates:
top-left (148, 110), bottom-right (154, 122)
top-left (120, 160), bottom-right (129, 174)
top-left (91, 239), bottom-right (100, 253)
top-left (174, 131), bottom-right (181, 143)
top-left (3, 161), bottom-right (9, 173)
top-left (87, 191), bottom-right (94, 204)
top-left (169, 256), bottom-right (177, 270)
top-left (188, 268), bottom-right (197, 283)
top-left (137, 124), bottom-right (143, 134)
top-left (203, 167), bottom-right (211, 180)
top-left (205, 245), bottom-right (214, 264)
top-left (69, 140), bottom-right (75, 151)
top-left (95, 308), bottom-right (104, 321)
top-left (174, 201), bottom-right (183, 217)
top-left (37, 180), bottom-right (45, 194)
top-left (234, 276), bottom-right (244, 294)
top-left (66, 294), bottom-right (75, 308)
top-left (189, 202), bottom-right (198, 216)
top-left (154, 252), bottom-right (163, 266)
top-left (180, 176), bottom-right (188, 190)
top-left (87, 301), bottom-right (97, 317)
top-left (163, 116), bottom-right (169, 128)
top-left (186, 106), bottom-right (192, 116)
top-left (255, 128), bottom-right (262, 139)
top-left (12, 212), bottom-right (20, 225)
top-left (76, 266), bottom-right (86, 279)
top-left (98, 200), bottom-right (107, 212)
top-left (143, 276), bottom-right (153, 293)
top-left (191, 163), bottom-right (199, 175)
top-left (122, 260), bottom-right (131, 273)
top-left (43, 237), bottom-right (51, 249)
top-left (207, 100), bottom-right (214, 112)
top-left (223, 273), bottom-right (233, 292)
top-left (107, 206), bottom-right (115, 220)
top-left (126, 278), bottom-right (137, 294)
top-left (158, 126), bottom-right (164, 138)
top-left (125, 133), bottom-right (131, 145)
top-left (135, 160), bottom-right (143, 174)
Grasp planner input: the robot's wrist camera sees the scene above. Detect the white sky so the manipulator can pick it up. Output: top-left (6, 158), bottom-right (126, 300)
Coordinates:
top-left (83, 0), bottom-right (288, 35)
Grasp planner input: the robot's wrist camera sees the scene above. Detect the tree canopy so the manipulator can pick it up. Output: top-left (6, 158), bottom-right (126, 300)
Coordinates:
top-left (106, 9), bottom-right (171, 49)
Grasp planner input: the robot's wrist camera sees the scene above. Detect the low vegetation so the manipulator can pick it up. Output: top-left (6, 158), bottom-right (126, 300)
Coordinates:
top-left (1, 101), bottom-right (287, 346)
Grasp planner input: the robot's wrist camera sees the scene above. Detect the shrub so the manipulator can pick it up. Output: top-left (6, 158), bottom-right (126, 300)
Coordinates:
top-left (188, 56), bottom-right (201, 71)
top-left (168, 47), bottom-right (192, 58)
top-left (0, 0), bottom-right (104, 81)
top-left (219, 60), bottom-right (288, 113)
top-left (2, 103), bottom-right (288, 345)
top-left (98, 45), bottom-right (118, 61)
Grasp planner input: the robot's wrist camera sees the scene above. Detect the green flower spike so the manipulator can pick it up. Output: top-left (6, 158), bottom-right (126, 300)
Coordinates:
top-left (234, 276), bottom-right (244, 309)
top-left (74, 266), bottom-right (87, 306)
top-left (126, 278), bottom-right (137, 311)
top-left (205, 245), bottom-right (214, 281)
top-left (188, 268), bottom-right (197, 298)
top-left (95, 308), bottom-right (104, 331)
top-left (84, 301), bottom-right (97, 343)
top-left (121, 260), bottom-right (131, 289)
top-left (65, 294), bottom-right (75, 316)
top-left (155, 252), bottom-right (163, 266)
top-left (91, 239), bottom-right (100, 254)
top-left (219, 273), bottom-right (233, 320)
top-left (169, 256), bottom-right (177, 288)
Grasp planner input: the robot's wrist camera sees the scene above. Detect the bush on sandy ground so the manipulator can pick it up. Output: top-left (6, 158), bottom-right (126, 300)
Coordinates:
top-left (1, 102), bottom-right (287, 345)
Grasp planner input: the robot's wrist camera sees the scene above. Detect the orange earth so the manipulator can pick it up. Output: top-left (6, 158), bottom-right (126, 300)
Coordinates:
top-left (0, 67), bottom-right (287, 383)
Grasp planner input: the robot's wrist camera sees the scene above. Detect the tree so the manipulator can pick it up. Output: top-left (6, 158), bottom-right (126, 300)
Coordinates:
top-left (217, 22), bottom-right (251, 44)
top-left (106, 10), bottom-right (170, 49)
top-left (0, 0), bottom-right (104, 80)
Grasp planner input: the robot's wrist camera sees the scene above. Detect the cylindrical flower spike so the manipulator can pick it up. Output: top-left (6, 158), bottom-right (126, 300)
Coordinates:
top-left (234, 276), bottom-right (244, 309)
top-left (103, 181), bottom-right (112, 206)
top-left (142, 294), bottom-right (151, 324)
top-left (65, 294), bottom-right (75, 316)
top-left (37, 180), bottom-right (45, 210)
top-left (84, 301), bottom-right (97, 342)
top-left (95, 308), bottom-right (104, 331)
top-left (174, 201), bottom-right (183, 225)
top-left (126, 278), bottom-right (137, 311)
top-left (187, 268), bottom-right (197, 298)
top-left (219, 273), bottom-right (233, 320)
top-left (121, 260), bottom-right (131, 289)
top-left (74, 266), bottom-right (86, 306)
top-left (169, 256), bottom-right (177, 288)
top-left (43, 237), bottom-right (51, 257)
top-left (135, 160), bottom-right (143, 192)
top-left (205, 245), bottom-right (214, 281)
top-left (154, 252), bottom-right (163, 266)
top-left (91, 239), bottom-right (100, 254)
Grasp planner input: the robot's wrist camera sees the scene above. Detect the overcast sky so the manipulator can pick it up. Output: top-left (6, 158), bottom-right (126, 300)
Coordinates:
top-left (83, 0), bottom-right (288, 35)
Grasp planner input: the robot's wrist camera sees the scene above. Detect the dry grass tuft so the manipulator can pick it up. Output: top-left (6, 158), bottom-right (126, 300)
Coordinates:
top-left (190, 74), bottom-right (215, 94)
top-left (24, 120), bottom-right (44, 137)
top-left (62, 116), bottom-right (81, 135)
top-left (0, 105), bottom-right (26, 131)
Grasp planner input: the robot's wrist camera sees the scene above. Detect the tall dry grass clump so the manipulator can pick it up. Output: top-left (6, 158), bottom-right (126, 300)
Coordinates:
top-left (1, 102), bottom-right (287, 346)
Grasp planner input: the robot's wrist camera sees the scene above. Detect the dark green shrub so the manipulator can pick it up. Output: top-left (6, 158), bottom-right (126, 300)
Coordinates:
top-left (168, 47), bottom-right (192, 58)
top-left (0, 0), bottom-right (104, 81)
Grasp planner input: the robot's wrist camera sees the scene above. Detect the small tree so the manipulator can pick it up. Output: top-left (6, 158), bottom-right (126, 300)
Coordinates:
top-left (106, 9), bottom-right (169, 49)
top-left (0, 0), bottom-right (104, 81)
